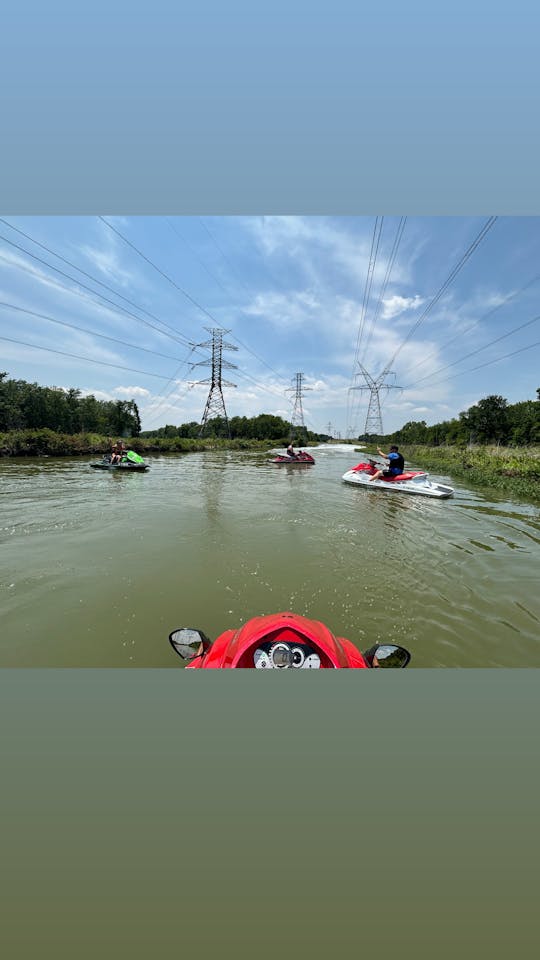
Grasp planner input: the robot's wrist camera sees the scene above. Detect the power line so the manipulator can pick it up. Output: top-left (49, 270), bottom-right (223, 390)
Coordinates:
top-left (0, 335), bottom-right (192, 382)
top-left (140, 352), bottom-right (200, 429)
top-left (377, 216), bottom-right (498, 377)
top-left (198, 217), bottom-right (253, 297)
top-left (196, 217), bottom-right (312, 384)
top-left (404, 267), bottom-right (540, 378)
top-left (0, 241), bottom-right (291, 412)
top-left (99, 216), bottom-right (220, 327)
top-left (102, 216), bottom-right (292, 400)
top-left (0, 236), bottom-right (193, 348)
top-left (0, 217), bottom-right (194, 339)
top-left (353, 216), bottom-right (384, 366)
top-left (0, 300), bottom-right (193, 364)
top-left (174, 218), bottom-right (290, 383)
top-left (360, 217), bottom-right (407, 365)
top-left (166, 217), bottom-right (235, 300)
top-left (430, 337), bottom-right (540, 383)
top-left (402, 311), bottom-right (540, 390)
top-left (347, 217), bottom-right (383, 433)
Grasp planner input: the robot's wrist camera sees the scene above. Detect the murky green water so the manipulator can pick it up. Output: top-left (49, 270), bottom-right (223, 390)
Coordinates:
top-left (1, 446), bottom-right (539, 666)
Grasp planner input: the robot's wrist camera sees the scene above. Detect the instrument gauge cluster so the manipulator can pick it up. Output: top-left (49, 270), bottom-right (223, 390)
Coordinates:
top-left (253, 641), bottom-right (321, 669)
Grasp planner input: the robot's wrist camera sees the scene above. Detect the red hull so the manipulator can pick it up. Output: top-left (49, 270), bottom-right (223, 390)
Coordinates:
top-left (351, 462), bottom-right (424, 483)
top-left (186, 611), bottom-right (367, 668)
top-left (272, 454), bottom-right (315, 464)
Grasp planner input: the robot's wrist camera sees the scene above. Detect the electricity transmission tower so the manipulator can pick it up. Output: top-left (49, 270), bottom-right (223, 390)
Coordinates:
top-left (193, 327), bottom-right (238, 437)
top-left (349, 364), bottom-right (402, 437)
top-left (287, 372), bottom-right (311, 441)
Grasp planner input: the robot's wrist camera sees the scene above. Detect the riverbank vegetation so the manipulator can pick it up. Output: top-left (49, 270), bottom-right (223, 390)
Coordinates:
top-left (356, 392), bottom-right (540, 500)
top-left (0, 374), bottom-right (326, 455)
top-left (380, 445), bottom-right (539, 502)
top-left (0, 373), bottom-right (141, 437)
top-left (376, 392), bottom-right (540, 448)
top-left (140, 413), bottom-right (322, 443)
top-left (0, 429), bottom-right (299, 457)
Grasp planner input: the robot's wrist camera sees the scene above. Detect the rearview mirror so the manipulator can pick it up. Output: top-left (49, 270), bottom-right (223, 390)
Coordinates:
top-left (169, 628), bottom-right (212, 661)
top-left (363, 643), bottom-right (411, 668)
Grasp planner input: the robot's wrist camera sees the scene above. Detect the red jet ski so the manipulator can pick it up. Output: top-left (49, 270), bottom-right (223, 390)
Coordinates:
top-left (169, 611), bottom-right (411, 669)
top-left (271, 452), bottom-right (315, 464)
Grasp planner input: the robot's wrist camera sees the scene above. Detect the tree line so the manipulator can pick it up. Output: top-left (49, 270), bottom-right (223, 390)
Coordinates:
top-left (141, 414), bottom-right (322, 443)
top-left (3, 372), bottom-right (539, 447)
top-left (365, 391), bottom-right (540, 448)
top-left (0, 373), bottom-right (141, 437)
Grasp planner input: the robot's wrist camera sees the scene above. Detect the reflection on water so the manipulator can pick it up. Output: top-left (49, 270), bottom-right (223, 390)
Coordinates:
top-left (1, 449), bottom-right (539, 667)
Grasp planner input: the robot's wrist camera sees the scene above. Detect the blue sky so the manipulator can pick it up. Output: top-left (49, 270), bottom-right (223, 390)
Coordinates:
top-left (0, 215), bottom-right (538, 436)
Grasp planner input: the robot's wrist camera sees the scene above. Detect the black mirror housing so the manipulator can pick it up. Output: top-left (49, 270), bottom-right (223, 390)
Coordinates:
top-left (169, 628), bottom-right (212, 661)
top-left (363, 643), bottom-right (411, 668)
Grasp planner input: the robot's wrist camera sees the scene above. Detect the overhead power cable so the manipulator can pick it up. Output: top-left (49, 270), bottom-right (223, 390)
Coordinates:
top-left (0, 218), bottom-right (194, 338)
top-left (0, 301), bottom-right (193, 364)
top-left (99, 216), bottom-right (220, 326)
top-left (404, 267), bottom-right (540, 377)
top-left (402, 311), bottom-right (540, 390)
top-left (377, 216), bottom-right (498, 377)
top-left (195, 217), bottom-right (314, 381)
top-left (166, 218), bottom-right (235, 299)
top-left (452, 339), bottom-right (540, 377)
top-left (353, 216), bottom-right (384, 366)
top-left (347, 216), bottom-right (383, 432)
top-left (360, 217), bottom-right (407, 365)
top-left (0, 236), bottom-right (194, 348)
top-left (102, 216), bottom-right (293, 401)
top-left (0, 227), bottom-right (289, 406)
top-left (0, 335), bottom-right (192, 382)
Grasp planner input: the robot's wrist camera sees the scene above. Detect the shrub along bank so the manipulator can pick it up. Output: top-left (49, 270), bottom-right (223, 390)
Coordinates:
top-left (0, 429), bottom-right (288, 457)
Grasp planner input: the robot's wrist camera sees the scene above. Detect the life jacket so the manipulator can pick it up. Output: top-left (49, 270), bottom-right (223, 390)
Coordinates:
top-left (388, 452), bottom-right (404, 474)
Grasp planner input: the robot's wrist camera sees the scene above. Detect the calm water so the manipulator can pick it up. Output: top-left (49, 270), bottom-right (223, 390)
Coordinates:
top-left (1, 445), bottom-right (539, 666)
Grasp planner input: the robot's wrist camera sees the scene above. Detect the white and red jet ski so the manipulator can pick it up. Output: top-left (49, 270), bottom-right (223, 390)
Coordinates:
top-left (342, 460), bottom-right (454, 498)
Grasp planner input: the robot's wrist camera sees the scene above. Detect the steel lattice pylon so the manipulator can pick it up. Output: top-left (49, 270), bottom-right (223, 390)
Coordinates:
top-left (287, 372), bottom-right (311, 441)
top-left (348, 364), bottom-right (401, 437)
top-left (192, 328), bottom-right (238, 437)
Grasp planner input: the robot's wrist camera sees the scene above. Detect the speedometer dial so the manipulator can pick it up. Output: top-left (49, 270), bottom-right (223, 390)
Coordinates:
top-left (253, 648), bottom-right (272, 668)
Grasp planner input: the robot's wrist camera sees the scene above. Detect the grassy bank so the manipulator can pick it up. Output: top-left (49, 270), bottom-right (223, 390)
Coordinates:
top-left (360, 444), bottom-right (540, 502)
top-left (0, 429), bottom-right (289, 458)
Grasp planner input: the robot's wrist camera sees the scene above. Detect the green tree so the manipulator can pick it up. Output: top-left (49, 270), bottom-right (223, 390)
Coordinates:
top-left (463, 395), bottom-right (510, 444)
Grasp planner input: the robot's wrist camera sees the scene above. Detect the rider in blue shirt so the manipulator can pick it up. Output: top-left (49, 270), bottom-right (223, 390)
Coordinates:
top-left (368, 445), bottom-right (405, 482)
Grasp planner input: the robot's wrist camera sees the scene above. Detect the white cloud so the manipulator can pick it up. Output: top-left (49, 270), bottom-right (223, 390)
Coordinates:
top-left (381, 294), bottom-right (425, 320)
top-left (113, 386), bottom-right (151, 399)
top-left (79, 222), bottom-right (138, 288)
top-left (246, 216), bottom-right (411, 289)
top-left (243, 290), bottom-right (321, 330)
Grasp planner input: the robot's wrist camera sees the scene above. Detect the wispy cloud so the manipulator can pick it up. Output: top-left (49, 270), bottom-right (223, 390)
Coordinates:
top-left (113, 385), bottom-right (151, 399)
top-left (381, 294), bottom-right (425, 319)
top-left (79, 222), bottom-right (138, 288)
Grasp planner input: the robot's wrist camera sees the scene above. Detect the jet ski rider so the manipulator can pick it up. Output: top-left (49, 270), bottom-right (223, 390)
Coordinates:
top-left (368, 445), bottom-right (405, 482)
top-left (110, 440), bottom-right (126, 464)
top-left (286, 442), bottom-right (297, 460)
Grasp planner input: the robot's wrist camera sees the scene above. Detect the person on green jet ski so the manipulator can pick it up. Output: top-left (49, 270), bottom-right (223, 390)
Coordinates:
top-left (110, 440), bottom-right (125, 464)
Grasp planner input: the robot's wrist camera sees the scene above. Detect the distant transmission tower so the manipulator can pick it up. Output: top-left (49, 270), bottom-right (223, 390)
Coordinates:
top-left (193, 327), bottom-right (238, 437)
top-left (349, 364), bottom-right (401, 437)
top-left (287, 372), bottom-right (311, 441)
